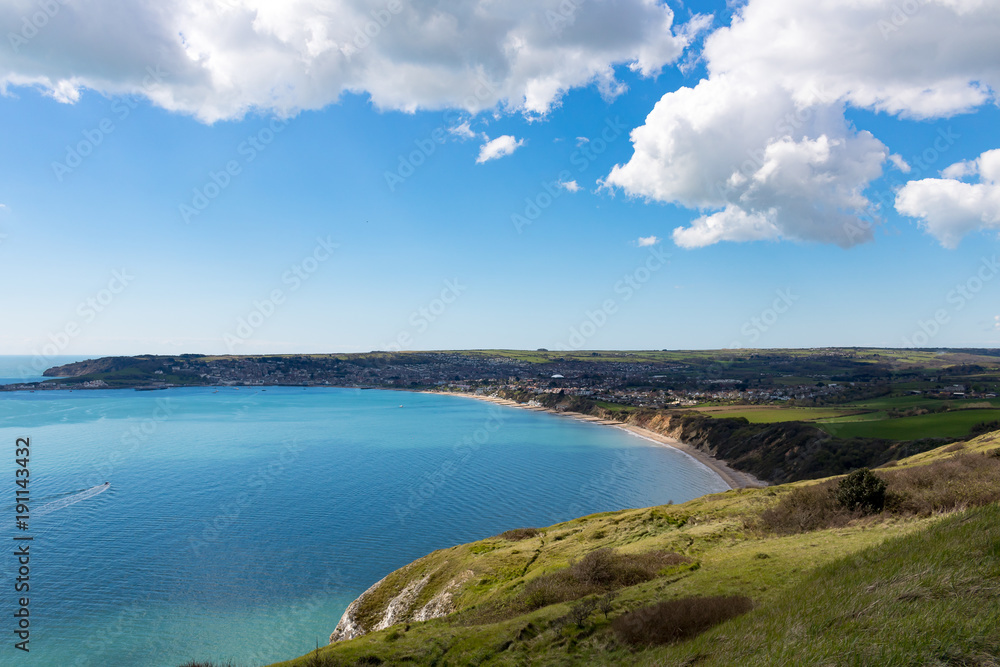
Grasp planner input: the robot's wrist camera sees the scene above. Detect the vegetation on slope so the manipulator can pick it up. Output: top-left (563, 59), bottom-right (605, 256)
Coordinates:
top-left (257, 431), bottom-right (1000, 667)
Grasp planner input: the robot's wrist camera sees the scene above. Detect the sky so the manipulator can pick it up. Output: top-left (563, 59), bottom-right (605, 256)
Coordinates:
top-left (0, 0), bottom-right (999, 360)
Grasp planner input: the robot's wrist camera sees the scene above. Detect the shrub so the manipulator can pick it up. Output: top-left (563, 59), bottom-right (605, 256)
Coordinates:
top-left (612, 595), bottom-right (754, 646)
top-left (569, 597), bottom-right (598, 627)
top-left (518, 549), bottom-right (686, 610)
top-left (499, 527), bottom-right (539, 541)
top-left (834, 468), bottom-right (887, 514)
top-left (756, 481), bottom-right (852, 534)
top-left (570, 548), bottom-right (687, 588)
top-left (599, 591), bottom-right (618, 619)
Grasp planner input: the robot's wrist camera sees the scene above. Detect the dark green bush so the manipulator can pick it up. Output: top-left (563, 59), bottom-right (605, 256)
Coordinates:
top-left (834, 468), bottom-right (887, 514)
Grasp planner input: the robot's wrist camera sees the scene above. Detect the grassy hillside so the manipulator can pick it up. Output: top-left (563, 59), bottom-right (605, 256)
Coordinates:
top-left (258, 431), bottom-right (1000, 667)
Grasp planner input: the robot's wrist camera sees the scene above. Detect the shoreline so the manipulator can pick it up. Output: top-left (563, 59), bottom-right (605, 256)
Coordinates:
top-left (422, 390), bottom-right (765, 490)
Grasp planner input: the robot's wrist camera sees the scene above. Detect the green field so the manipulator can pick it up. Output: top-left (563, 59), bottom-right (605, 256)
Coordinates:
top-left (699, 407), bottom-right (860, 423)
top-left (819, 408), bottom-right (1000, 440)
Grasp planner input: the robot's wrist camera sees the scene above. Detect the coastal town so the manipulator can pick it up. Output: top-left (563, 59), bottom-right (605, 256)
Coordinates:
top-left (8, 349), bottom-right (997, 410)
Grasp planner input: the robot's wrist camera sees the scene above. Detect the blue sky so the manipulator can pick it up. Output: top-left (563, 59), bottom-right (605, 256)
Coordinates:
top-left (1, 0), bottom-right (999, 358)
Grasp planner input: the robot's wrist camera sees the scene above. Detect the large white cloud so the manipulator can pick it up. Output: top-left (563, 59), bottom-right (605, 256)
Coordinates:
top-left (895, 149), bottom-right (1000, 248)
top-left (0, 0), bottom-right (703, 122)
top-left (605, 0), bottom-right (1000, 248)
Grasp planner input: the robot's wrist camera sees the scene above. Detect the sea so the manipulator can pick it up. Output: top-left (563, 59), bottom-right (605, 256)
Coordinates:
top-left (0, 356), bottom-right (728, 666)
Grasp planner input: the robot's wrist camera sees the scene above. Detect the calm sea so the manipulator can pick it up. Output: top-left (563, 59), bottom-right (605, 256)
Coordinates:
top-left (0, 375), bottom-right (727, 666)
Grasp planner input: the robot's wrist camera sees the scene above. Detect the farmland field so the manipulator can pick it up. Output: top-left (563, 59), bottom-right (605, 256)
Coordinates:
top-left (696, 406), bottom-right (862, 423)
top-left (817, 409), bottom-right (1000, 440)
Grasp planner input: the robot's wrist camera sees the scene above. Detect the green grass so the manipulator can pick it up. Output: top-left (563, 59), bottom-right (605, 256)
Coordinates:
top-left (656, 501), bottom-right (1000, 666)
top-left (819, 409), bottom-right (1000, 440)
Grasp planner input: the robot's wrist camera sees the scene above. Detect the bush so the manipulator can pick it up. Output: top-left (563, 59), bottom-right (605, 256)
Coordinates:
top-left (499, 527), bottom-right (539, 541)
top-left (520, 549), bottom-right (688, 610)
top-left (756, 481), bottom-right (852, 534)
top-left (612, 595), bottom-right (754, 646)
top-left (834, 468), bottom-right (887, 514)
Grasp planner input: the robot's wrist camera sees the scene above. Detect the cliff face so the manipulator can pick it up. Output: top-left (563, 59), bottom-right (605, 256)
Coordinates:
top-left (330, 563), bottom-right (474, 644)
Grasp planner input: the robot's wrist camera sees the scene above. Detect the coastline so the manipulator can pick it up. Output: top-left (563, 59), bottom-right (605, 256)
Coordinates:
top-left (422, 390), bottom-right (765, 490)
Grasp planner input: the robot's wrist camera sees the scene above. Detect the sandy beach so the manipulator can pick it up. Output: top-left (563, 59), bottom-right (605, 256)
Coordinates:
top-left (424, 391), bottom-right (765, 490)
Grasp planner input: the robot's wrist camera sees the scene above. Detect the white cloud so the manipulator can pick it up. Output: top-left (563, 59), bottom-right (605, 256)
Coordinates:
top-left (558, 180), bottom-right (581, 192)
top-left (888, 154), bottom-right (911, 173)
top-left (636, 235), bottom-right (660, 246)
top-left (449, 121), bottom-right (477, 140)
top-left (940, 158), bottom-right (979, 180)
top-left (0, 0), bottom-right (702, 123)
top-left (605, 0), bottom-right (1000, 248)
top-left (895, 148), bottom-right (1000, 248)
top-left (476, 135), bottom-right (524, 163)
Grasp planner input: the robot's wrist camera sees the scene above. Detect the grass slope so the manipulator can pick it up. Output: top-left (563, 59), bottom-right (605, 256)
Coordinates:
top-left (656, 502), bottom-right (1000, 666)
top-left (264, 431), bottom-right (1000, 667)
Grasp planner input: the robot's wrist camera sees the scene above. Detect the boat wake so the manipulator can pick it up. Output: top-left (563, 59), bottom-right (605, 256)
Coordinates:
top-left (34, 483), bottom-right (110, 517)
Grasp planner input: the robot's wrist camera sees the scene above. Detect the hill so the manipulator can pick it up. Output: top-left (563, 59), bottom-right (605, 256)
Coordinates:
top-left (249, 430), bottom-right (1000, 667)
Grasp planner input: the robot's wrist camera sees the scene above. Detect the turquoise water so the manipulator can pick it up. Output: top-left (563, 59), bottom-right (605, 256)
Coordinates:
top-left (0, 384), bottom-right (728, 666)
